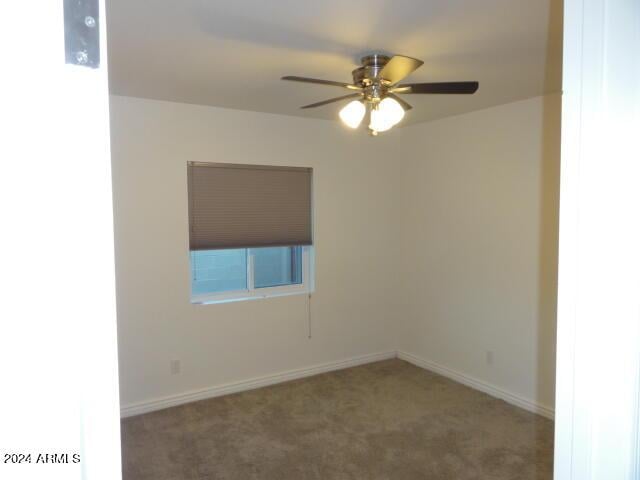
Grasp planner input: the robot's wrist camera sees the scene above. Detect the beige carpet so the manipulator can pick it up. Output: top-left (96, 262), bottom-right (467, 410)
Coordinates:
top-left (121, 359), bottom-right (553, 479)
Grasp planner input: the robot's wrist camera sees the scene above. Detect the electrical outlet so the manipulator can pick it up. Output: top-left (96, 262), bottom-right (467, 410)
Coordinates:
top-left (486, 350), bottom-right (494, 366)
top-left (170, 359), bottom-right (181, 375)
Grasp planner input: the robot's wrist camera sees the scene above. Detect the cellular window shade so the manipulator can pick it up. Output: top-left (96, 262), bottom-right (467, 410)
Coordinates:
top-left (188, 162), bottom-right (313, 250)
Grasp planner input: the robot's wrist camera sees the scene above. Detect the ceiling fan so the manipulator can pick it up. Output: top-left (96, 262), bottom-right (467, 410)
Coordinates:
top-left (282, 54), bottom-right (479, 135)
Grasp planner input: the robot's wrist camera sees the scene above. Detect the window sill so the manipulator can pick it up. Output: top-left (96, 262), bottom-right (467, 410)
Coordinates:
top-left (191, 286), bottom-right (311, 305)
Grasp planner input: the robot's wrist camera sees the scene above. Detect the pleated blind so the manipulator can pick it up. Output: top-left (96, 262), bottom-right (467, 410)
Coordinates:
top-left (187, 162), bottom-right (313, 250)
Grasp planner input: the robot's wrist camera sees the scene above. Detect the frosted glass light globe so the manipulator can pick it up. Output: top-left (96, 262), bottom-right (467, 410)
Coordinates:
top-left (380, 97), bottom-right (405, 125)
top-left (369, 108), bottom-right (393, 132)
top-left (368, 97), bottom-right (405, 133)
top-left (339, 100), bottom-right (366, 129)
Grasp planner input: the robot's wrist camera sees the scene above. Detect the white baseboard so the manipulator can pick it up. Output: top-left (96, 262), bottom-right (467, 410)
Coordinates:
top-left (121, 350), bottom-right (396, 418)
top-left (122, 350), bottom-right (554, 420)
top-left (397, 351), bottom-right (554, 420)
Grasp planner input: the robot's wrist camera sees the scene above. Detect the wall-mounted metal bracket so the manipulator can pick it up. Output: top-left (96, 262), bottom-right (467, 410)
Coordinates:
top-left (64, 0), bottom-right (100, 68)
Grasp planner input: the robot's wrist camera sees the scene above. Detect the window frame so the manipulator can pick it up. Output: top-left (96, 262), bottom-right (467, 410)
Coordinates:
top-left (190, 245), bottom-right (313, 305)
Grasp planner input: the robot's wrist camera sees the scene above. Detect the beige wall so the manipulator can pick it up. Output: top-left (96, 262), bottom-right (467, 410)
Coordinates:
top-left (397, 95), bottom-right (560, 412)
top-left (110, 95), bottom-right (403, 409)
top-left (111, 94), bottom-right (560, 414)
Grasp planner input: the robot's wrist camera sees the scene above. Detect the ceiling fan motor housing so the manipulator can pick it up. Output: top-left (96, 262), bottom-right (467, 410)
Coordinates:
top-left (352, 54), bottom-right (391, 102)
top-left (352, 55), bottom-right (390, 85)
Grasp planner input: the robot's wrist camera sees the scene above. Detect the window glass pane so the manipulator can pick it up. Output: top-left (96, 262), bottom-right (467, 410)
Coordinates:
top-left (252, 246), bottom-right (302, 289)
top-left (191, 249), bottom-right (247, 295)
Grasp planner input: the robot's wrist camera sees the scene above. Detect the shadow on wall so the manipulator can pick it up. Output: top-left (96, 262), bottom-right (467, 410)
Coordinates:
top-left (544, 0), bottom-right (564, 94)
top-left (536, 96), bottom-right (561, 415)
top-left (536, 0), bottom-right (562, 417)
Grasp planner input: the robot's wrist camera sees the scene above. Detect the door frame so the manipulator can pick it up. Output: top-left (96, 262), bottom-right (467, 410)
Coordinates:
top-left (554, 0), bottom-right (640, 478)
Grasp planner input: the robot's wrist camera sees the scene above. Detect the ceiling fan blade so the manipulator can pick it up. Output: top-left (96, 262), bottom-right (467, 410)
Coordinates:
top-left (378, 55), bottom-right (424, 85)
top-left (391, 82), bottom-right (479, 94)
top-left (387, 93), bottom-right (413, 111)
top-left (282, 76), bottom-right (361, 90)
top-left (300, 93), bottom-right (363, 109)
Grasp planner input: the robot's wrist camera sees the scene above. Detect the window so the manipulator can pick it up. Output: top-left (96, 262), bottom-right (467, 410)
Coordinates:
top-left (191, 248), bottom-right (248, 296)
top-left (187, 162), bottom-right (313, 303)
top-left (190, 245), bottom-right (312, 303)
top-left (253, 246), bottom-right (303, 288)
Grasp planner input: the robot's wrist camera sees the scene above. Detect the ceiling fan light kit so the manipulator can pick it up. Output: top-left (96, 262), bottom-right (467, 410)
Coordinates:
top-left (283, 54), bottom-right (479, 135)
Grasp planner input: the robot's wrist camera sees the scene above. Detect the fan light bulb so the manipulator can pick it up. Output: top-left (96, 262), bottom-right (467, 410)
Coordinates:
top-left (339, 100), bottom-right (366, 129)
top-left (369, 97), bottom-right (405, 133)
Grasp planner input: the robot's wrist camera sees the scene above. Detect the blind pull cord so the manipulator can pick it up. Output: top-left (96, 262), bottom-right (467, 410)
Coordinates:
top-left (307, 293), bottom-right (312, 339)
top-left (192, 252), bottom-right (197, 281)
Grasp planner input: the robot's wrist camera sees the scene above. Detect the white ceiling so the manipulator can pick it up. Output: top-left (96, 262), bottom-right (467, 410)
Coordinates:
top-left (107, 0), bottom-right (562, 125)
